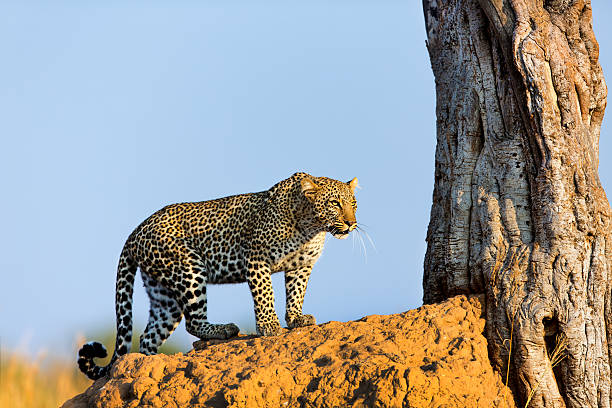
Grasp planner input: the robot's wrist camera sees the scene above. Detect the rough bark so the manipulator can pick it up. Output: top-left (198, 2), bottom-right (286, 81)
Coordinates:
top-left (422, 0), bottom-right (610, 407)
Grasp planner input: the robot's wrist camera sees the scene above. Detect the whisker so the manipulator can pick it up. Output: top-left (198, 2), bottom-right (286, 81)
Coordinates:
top-left (356, 229), bottom-right (368, 263)
top-left (355, 225), bottom-right (377, 253)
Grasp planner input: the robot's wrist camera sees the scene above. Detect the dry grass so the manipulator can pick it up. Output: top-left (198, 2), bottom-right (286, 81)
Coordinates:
top-left (0, 330), bottom-right (185, 407)
top-left (0, 350), bottom-right (91, 408)
top-left (523, 333), bottom-right (568, 408)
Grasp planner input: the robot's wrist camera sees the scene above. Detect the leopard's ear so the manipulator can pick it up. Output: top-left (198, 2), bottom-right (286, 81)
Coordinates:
top-left (301, 177), bottom-right (319, 202)
top-left (348, 177), bottom-right (359, 192)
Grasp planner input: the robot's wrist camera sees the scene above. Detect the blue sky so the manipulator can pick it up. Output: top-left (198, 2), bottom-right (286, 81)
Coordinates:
top-left (1, 1), bottom-right (611, 358)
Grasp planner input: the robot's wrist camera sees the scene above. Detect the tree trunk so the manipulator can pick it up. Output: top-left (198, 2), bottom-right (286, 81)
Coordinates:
top-left (421, 0), bottom-right (610, 407)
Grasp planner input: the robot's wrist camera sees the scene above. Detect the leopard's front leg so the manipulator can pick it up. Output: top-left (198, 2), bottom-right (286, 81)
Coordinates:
top-left (246, 260), bottom-right (283, 336)
top-left (285, 266), bottom-right (316, 329)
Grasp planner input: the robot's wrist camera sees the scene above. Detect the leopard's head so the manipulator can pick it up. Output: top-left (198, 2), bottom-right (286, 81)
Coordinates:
top-left (300, 175), bottom-right (358, 239)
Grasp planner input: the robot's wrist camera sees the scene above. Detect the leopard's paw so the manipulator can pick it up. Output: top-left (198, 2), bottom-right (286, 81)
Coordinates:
top-left (287, 314), bottom-right (316, 329)
top-left (257, 320), bottom-right (284, 336)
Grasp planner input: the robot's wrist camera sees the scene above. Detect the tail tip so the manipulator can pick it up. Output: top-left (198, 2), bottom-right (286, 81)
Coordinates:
top-left (78, 341), bottom-right (108, 359)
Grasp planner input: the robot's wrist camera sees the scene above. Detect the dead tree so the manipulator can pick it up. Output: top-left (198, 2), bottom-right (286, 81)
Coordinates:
top-left (421, 0), bottom-right (610, 406)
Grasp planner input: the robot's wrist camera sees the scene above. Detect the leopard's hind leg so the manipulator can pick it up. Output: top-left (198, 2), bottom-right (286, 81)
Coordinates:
top-left (139, 272), bottom-right (183, 355)
top-left (172, 246), bottom-right (240, 340)
top-left (182, 274), bottom-right (240, 340)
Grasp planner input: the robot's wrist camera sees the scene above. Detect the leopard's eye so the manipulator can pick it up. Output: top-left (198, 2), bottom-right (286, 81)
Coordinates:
top-left (330, 199), bottom-right (342, 208)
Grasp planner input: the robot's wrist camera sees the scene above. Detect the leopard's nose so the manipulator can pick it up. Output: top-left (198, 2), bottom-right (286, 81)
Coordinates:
top-left (345, 220), bottom-right (357, 231)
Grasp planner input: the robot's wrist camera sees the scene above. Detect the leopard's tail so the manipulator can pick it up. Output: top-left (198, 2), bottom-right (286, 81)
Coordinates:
top-left (77, 244), bottom-right (137, 380)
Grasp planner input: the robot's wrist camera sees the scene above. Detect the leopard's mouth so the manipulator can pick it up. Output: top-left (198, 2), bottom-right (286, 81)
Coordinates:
top-left (330, 227), bottom-right (350, 239)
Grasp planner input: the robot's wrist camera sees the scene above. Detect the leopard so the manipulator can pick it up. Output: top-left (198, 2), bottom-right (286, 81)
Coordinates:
top-left (77, 172), bottom-right (359, 380)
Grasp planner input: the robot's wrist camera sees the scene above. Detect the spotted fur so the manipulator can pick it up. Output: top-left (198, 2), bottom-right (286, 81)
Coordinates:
top-left (77, 172), bottom-right (358, 380)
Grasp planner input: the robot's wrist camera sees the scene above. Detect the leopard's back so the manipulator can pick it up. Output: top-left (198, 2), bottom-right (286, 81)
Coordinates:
top-left (126, 191), bottom-right (266, 282)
